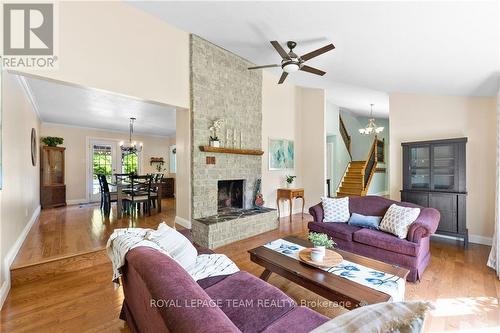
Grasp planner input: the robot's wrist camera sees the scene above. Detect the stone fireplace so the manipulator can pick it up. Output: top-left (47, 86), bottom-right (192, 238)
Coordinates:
top-left (218, 179), bottom-right (245, 211)
top-left (190, 35), bottom-right (278, 249)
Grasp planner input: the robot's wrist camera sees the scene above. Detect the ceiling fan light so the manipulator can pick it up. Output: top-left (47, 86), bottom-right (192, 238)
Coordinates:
top-left (283, 63), bottom-right (299, 73)
top-left (376, 127), bottom-right (384, 133)
top-left (358, 129), bottom-right (366, 134)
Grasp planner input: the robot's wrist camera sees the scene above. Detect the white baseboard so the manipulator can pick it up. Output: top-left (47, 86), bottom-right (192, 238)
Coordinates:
top-left (0, 205), bottom-right (41, 309)
top-left (175, 216), bottom-right (191, 229)
top-left (469, 234), bottom-right (493, 246)
top-left (371, 191), bottom-right (389, 196)
top-left (432, 233), bottom-right (492, 246)
top-left (67, 198), bottom-right (89, 205)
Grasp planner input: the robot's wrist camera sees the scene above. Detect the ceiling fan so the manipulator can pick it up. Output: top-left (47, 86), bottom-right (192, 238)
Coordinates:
top-left (248, 40), bottom-right (335, 84)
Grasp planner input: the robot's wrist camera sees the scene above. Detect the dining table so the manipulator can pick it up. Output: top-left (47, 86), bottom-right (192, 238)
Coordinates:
top-left (111, 174), bottom-right (163, 219)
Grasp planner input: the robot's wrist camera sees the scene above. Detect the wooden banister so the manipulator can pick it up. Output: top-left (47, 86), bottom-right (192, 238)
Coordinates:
top-left (339, 115), bottom-right (352, 160)
top-left (361, 136), bottom-right (379, 191)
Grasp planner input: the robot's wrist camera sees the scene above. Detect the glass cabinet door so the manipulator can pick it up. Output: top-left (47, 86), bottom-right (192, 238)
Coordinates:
top-left (409, 146), bottom-right (430, 189)
top-left (42, 148), bottom-right (64, 185)
top-left (432, 144), bottom-right (456, 191)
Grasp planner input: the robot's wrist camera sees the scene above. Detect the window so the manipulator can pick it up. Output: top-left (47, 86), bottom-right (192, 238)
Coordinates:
top-left (92, 144), bottom-right (113, 195)
top-left (122, 151), bottom-right (139, 174)
top-left (169, 145), bottom-right (176, 173)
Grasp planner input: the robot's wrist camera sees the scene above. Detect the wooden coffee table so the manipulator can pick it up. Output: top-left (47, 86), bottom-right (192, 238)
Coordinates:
top-left (248, 236), bottom-right (409, 309)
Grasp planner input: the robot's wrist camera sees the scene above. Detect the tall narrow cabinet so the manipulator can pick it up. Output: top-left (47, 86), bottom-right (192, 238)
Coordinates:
top-left (40, 146), bottom-right (66, 208)
top-left (400, 138), bottom-right (468, 247)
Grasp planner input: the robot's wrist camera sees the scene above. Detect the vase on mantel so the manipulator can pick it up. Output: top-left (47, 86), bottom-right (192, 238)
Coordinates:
top-left (209, 140), bottom-right (220, 148)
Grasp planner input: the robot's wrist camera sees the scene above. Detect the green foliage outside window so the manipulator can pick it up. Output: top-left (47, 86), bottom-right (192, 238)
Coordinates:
top-left (122, 152), bottom-right (138, 174)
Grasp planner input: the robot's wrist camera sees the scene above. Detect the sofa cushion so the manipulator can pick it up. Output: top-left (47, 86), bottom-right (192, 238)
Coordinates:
top-left (310, 301), bottom-right (434, 333)
top-left (205, 271), bottom-right (296, 333)
top-left (353, 228), bottom-right (420, 257)
top-left (348, 213), bottom-right (382, 230)
top-left (308, 221), bottom-right (361, 242)
top-left (124, 247), bottom-right (240, 333)
top-left (321, 196), bottom-right (350, 222)
top-left (261, 306), bottom-right (329, 333)
top-left (379, 204), bottom-right (421, 238)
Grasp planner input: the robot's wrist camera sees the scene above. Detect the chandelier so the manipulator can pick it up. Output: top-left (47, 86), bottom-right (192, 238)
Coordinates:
top-left (358, 104), bottom-right (384, 135)
top-left (120, 117), bottom-right (143, 153)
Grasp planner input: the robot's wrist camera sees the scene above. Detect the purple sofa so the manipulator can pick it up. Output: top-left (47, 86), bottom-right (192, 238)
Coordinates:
top-left (308, 196), bottom-right (440, 282)
top-left (119, 230), bottom-right (329, 333)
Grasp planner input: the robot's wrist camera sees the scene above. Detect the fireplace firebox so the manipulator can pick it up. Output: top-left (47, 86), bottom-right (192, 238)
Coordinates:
top-left (218, 179), bottom-right (244, 211)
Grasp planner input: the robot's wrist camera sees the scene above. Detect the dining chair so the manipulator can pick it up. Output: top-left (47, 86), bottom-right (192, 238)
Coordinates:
top-left (123, 174), bottom-right (153, 216)
top-left (98, 174), bottom-right (117, 215)
top-left (150, 173), bottom-right (164, 209)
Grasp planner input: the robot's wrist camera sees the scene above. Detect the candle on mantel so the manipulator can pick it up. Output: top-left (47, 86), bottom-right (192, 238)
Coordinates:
top-left (226, 129), bottom-right (230, 147)
top-left (240, 132), bottom-right (243, 148)
top-left (233, 129), bottom-right (237, 147)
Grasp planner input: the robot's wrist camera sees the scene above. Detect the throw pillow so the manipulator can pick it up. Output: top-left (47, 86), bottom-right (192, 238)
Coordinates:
top-left (379, 204), bottom-right (421, 239)
top-left (146, 222), bottom-right (198, 269)
top-left (348, 213), bottom-right (382, 230)
top-left (310, 301), bottom-right (434, 333)
top-left (321, 197), bottom-right (350, 222)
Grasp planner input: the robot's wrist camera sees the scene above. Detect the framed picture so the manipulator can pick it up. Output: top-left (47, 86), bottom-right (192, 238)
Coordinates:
top-left (31, 128), bottom-right (37, 166)
top-left (269, 138), bottom-right (294, 170)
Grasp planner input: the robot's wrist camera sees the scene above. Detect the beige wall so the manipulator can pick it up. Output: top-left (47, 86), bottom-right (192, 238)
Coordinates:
top-left (261, 72), bottom-right (302, 215)
top-left (298, 87), bottom-right (327, 209)
top-left (389, 93), bottom-right (497, 240)
top-left (0, 72), bottom-right (41, 290)
top-left (261, 72), bottom-right (326, 214)
top-left (40, 123), bottom-right (174, 203)
top-left (175, 109), bottom-right (191, 224)
top-left (20, 1), bottom-right (190, 109)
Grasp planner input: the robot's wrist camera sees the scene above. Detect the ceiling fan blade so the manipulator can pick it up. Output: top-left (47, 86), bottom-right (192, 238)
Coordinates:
top-left (270, 41), bottom-right (291, 60)
top-left (300, 43), bottom-right (335, 61)
top-left (300, 65), bottom-right (326, 76)
top-left (248, 64), bottom-right (280, 70)
top-left (278, 72), bottom-right (288, 84)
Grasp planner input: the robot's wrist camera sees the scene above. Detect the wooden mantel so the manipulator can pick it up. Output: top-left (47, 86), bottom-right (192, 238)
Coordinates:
top-left (199, 146), bottom-right (264, 156)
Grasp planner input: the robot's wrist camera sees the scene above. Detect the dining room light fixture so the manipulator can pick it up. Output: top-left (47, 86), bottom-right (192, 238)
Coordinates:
top-left (120, 117), bottom-right (143, 153)
top-left (358, 104), bottom-right (384, 135)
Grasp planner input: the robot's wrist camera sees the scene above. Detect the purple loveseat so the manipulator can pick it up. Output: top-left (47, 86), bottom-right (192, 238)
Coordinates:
top-left (119, 230), bottom-right (329, 333)
top-left (309, 196), bottom-right (440, 282)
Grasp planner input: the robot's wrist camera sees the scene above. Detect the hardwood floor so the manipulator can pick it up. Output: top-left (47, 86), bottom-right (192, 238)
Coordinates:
top-left (1, 202), bottom-right (499, 332)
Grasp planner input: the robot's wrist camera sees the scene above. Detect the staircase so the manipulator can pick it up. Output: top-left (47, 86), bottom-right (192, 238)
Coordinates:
top-left (337, 161), bottom-right (367, 197)
top-left (335, 117), bottom-right (384, 197)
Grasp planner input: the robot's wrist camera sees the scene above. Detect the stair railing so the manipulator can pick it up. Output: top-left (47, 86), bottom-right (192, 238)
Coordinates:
top-left (361, 136), bottom-right (379, 192)
top-left (339, 115), bottom-right (352, 160)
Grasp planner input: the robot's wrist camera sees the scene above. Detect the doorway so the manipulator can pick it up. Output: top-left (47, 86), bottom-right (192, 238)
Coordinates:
top-left (88, 139), bottom-right (118, 202)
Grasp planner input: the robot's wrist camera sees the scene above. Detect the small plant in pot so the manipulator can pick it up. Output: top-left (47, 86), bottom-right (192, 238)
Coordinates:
top-left (285, 175), bottom-right (296, 188)
top-left (209, 135), bottom-right (220, 147)
top-left (308, 232), bottom-right (336, 256)
top-left (41, 136), bottom-right (64, 147)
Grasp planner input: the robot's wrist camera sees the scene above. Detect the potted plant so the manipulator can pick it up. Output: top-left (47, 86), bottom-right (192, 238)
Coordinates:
top-left (209, 119), bottom-right (225, 148)
top-left (41, 136), bottom-right (64, 147)
top-left (308, 232), bottom-right (336, 255)
top-left (285, 175), bottom-right (296, 188)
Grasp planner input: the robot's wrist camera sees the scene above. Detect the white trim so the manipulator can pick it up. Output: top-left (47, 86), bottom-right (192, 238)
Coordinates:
top-left (175, 216), bottom-right (191, 229)
top-left (432, 233), bottom-right (492, 246)
top-left (66, 199), bottom-right (89, 205)
top-left (0, 205), bottom-right (41, 309)
top-left (470, 234), bottom-right (493, 246)
top-left (17, 75), bottom-right (41, 119)
top-left (371, 191), bottom-right (389, 196)
top-left (42, 121), bottom-right (174, 139)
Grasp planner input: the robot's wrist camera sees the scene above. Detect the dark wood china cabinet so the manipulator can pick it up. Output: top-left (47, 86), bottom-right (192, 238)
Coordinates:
top-left (40, 146), bottom-right (66, 208)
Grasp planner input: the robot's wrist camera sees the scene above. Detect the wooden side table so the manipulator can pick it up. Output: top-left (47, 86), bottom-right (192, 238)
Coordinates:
top-left (276, 188), bottom-right (305, 222)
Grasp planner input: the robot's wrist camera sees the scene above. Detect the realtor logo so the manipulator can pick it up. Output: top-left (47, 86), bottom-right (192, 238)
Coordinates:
top-left (1, 2), bottom-right (57, 69)
top-left (3, 3), bottom-right (53, 55)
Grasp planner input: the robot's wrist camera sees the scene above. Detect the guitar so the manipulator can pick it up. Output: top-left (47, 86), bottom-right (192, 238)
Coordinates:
top-left (254, 179), bottom-right (264, 207)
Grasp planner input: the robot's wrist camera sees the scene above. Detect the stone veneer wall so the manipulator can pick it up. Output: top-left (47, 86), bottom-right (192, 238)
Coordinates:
top-left (190, 35), bottom-right (263, 219)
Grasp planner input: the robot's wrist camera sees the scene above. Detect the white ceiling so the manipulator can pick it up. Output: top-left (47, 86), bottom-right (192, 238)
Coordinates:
top-left (24, 76), bottom-right (177, 136)
top-left (131, 1), bottom-right (500, 118)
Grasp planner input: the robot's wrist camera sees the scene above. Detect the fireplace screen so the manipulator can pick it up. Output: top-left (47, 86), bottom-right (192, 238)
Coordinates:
top-left (218, 179), bottom-right (244, 211)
